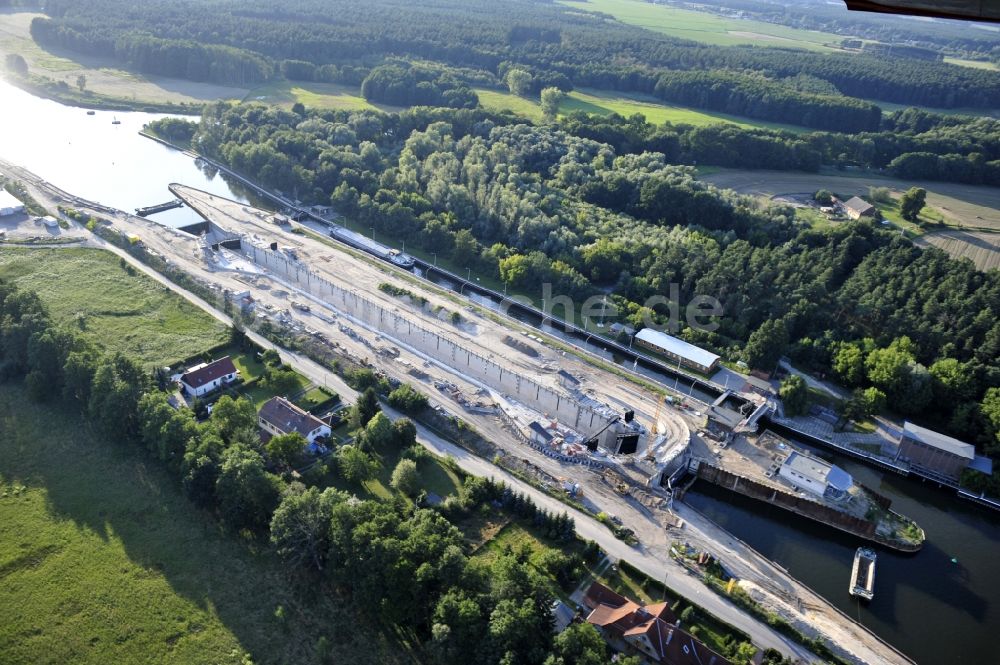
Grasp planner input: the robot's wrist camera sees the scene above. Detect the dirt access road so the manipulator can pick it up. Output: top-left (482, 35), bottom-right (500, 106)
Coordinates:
top-left (2, 160), bottom-right (915, 664)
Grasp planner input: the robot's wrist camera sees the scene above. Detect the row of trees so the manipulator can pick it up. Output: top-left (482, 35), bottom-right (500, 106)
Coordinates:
top-left (188, 102), bottom-right (1000, 479)
top-left (361, 63), bottom-right (478, 109)
top-left (37, 0), bottom-right (1000, 111)
top-left (1, 276), bottom-right (628, 664)
top-left (652, 70), bottom-right (882, 133)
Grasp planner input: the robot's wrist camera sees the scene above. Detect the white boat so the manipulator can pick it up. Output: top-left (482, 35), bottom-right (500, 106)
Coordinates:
top-left (850, 547), bottom-right (876, 601)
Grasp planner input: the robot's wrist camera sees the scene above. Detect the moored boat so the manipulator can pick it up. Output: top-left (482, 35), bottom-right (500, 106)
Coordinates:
top-left (850, 547), bottom-right (877, 601)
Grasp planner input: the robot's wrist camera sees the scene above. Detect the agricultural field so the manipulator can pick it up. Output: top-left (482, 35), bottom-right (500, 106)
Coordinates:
top-left (0, 10), bottom-right (245, 105)
top-left (944, 57), bottom-right (999, 71)
top-left (475, 86), bottom-right (809, 132)
top-left (243, 80), bottom-right (402, 113)
top-left (916, 231), bottom-right (1000, 272)
top-left (701, 169), bottom-right (1000, 231)
top-left (0, 385), bottom-right (396, 665)
top-left (559, 0), bottom-right (846, 51)
top-left (0, 247), bottom-right (228, 367)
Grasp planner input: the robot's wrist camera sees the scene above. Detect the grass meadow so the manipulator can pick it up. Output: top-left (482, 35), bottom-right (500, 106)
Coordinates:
top-left (0, 247), bottom-right (228, 368)
top-left (475, 86), bottom-right (809, 132)
top-left (559, 0), bottom-right (844, 51)
top-left (0, 385), bottom-right (400, 665)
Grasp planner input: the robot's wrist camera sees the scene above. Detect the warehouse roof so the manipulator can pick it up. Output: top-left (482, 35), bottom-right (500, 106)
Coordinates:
top-left (903, 421), bottom-right (975, 460)
top-left (634, 328), bottom-right (720, 368)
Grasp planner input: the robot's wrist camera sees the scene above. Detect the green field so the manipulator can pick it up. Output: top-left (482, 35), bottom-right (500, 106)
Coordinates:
top-left (859, 97), bottom-right (1000, 119)
top-left (944, 57), bottom-right (999, 71)
top-left (244, 80), bottom-right (401, 112)
top-left (476, 86), bottom-right (808, 132)
top-left (0, 248), bottom-right (227, 367)
top-left (0, 385), bottom-right (396, 665)
top-left (560, 0), bottom-right (846, 51)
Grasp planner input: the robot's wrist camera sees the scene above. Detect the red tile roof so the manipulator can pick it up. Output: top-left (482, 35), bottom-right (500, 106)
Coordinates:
top-left (181, 356), bottom-right (237, 389)
top-left (583, 582), bottom-right (731, 665)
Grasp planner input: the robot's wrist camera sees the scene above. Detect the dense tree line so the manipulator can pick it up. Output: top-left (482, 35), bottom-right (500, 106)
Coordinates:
top-left (361, 62), bottom-right (478, 109)
top-left (652, 70), bottom-right (882, 133)
top-left (554, 109), bottom-right (1000, 184)
top-left (0, 276), bottom-right (628, 664)
top-left (31, 18), bottom-right (271, 86)
top-left (188, 102), bottom-right (1000, 476)
top-left (35, 0), bottom-right (1000, 112)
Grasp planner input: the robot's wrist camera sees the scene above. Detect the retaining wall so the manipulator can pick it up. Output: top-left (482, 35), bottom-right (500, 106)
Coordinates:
top-left (242, 241), bottom-right (617, 436)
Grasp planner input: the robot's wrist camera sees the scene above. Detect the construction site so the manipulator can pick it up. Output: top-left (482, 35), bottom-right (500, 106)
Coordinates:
top-left (2, 160), bottom-right (918, 664)
top-left (174, 183), bottom-right (697, 487)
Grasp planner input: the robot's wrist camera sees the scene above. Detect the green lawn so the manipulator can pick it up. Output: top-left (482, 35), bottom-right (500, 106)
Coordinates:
top-left (476, 86), bottom-right (809, 132)
top-left (0, 385), bottom-right (397, 665)
top-left (0, 248), bottom-right (227, 368)
top-left (944, 57), bottom-right (999, 71)
top-left (244, 80), bottom-right (402, 113)
top-left (559, 0), bottom-right (846, 51)
top-left (873, 198), bottom-right (948, 238)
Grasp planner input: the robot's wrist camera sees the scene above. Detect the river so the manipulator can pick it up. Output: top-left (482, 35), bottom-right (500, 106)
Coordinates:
top-left (0, 79), bottom-right (248, 227)
top-left (687, 444), bottom-right (1000, 664)
top-left (3, 77), bottom-right (998, 665)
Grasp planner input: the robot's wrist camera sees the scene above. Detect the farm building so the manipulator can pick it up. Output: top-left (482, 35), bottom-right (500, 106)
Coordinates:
top-left (258, 396), bottom-right (331, 444)
top-left (0, 190), bottom-right (25, 216)
top-left (633, 328), bottom-right (720, 373)
top-left (894, 421), bottom-right (989, 481)
top-left (842, 196), bottom-right (876, 220)
top-left (779, 451), bottom-right (853, 500)
top-left (179, 356), bottom-right (239, 397)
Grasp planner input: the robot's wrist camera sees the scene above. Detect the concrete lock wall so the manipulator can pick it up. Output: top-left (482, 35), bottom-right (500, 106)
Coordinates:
top-left (242, 242), bottom-right (616, 435)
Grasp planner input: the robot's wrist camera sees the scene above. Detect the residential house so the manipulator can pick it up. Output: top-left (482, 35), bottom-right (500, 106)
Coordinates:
top-left (258, 396), bottom-right (331, 444)
top-left (180, 356), bottom-right (239, 397)
top-left (842, 196), bottom-right (876, 220)
top-left (582, 582), bottom-right (732, 665)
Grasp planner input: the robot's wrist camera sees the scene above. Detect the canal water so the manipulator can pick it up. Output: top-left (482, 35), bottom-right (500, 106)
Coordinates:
top-left (687, 445), bottom-right (1000, 664)
top-left (0, 79), bottom-right (248, 227)
top-left (3, 78), bottom-right (997, 664)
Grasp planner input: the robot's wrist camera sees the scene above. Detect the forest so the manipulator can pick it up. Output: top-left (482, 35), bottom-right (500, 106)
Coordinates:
top-left (0, 277), bottom-right (647, 665)
top-left (152, 103), bottom-right (1000, 494)
top-left (30, 0), bottom-right (1000, 112)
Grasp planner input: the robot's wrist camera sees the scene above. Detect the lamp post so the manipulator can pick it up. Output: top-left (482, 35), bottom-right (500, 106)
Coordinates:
top-left (370, 226), bottom-right (375, 241)
top-left (432, 252), bottom-right (438, 266)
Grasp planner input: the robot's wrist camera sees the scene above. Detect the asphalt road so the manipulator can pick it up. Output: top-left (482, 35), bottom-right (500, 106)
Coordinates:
top-left (2, 158), bottom-right (917, 664)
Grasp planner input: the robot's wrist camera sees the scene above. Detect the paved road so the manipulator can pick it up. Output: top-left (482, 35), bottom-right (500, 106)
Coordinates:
top-left (4, 159), bottom-right (917, 665)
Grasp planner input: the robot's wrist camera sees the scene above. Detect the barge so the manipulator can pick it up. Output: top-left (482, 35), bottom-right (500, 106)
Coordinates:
top-left (850, 547), bottom-right (877, 601)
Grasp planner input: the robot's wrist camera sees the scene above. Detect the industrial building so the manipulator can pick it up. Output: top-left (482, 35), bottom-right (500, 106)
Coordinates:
top-left (0, 190), bottom-right (25, 216)
top-left (895, 421), bottom-right (985, 481)
top-left (633, 328), bottom-right (720, 373)
top-left (779, 451), bottom-right (853, 500)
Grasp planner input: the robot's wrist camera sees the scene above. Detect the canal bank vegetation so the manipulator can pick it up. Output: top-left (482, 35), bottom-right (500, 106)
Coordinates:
top-left (669, 544), bottom-right (851, 665)
top-left (188, 101), bottom-right (1000, 486)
